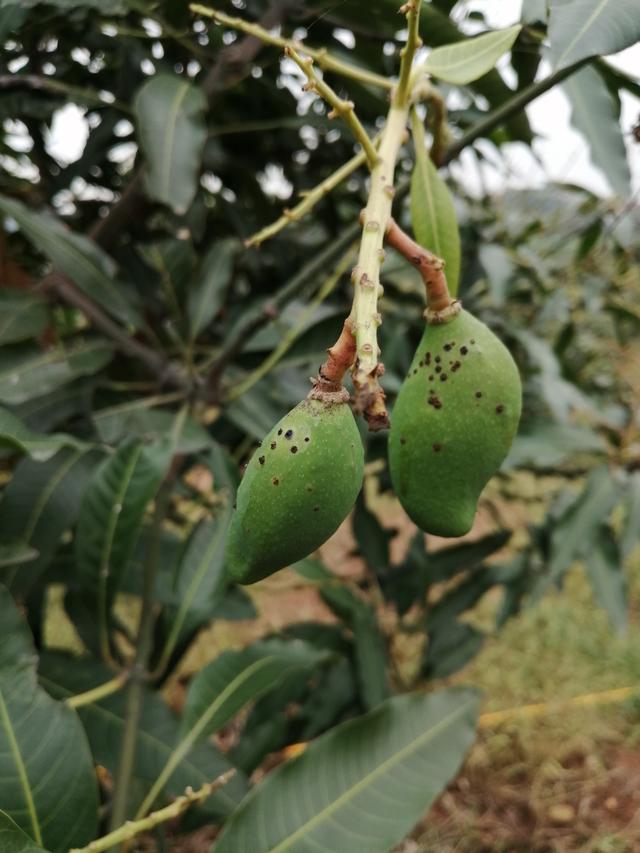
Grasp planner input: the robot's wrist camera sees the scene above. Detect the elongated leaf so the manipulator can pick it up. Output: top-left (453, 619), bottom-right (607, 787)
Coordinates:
top-left (134, 74), bottom-right (207, 214)
top-left (13, 0), bottom-right (135, 10)
top-left (410, 113), bottom-right (461, 295)
top-left (217, 688), bottom-right (479, 853)
top-left (549, 0), bottom-right (640, 69)
top-left (0, 449), bottom-right (97, 593)
top-left (0, 811), bottom-right (49, 853)
top-left (504, 422), bottom-right (606, 469)
top-left (584, 527), bottom-right (627, 633)
top-left (423, 25), bottom-right (522, 84)
top-left (0, 293), bottom-right (48, 345)
top-left (38, 653), bottom-right (247, 821)
top-left (564, 64), bottom-right (631, 198)
top-left (424, 620), bottom-right (485, 680)
top-left (549, 467), bottom-right (621, 580)
top-left (0, 196), bottom-right (140, 328)
top-left (188, 238), bottom-right (236, 338)
top-left (140, 640), bottom-right (326, 817)
top-left (0, 587), bottom-right (97, 852)
top-left (0, 541), bottom-right (38, 570)
top-left (0, 339), bottom-right (113, 405)
top-left (75, 437), bottom-right (172, 601)
top-left (93, 399), bottom-right (211, 452)
top-left (621, 472), bottom-right (640, 560)
top-left (0, 407), bottom-right (85, 461)
top-left (11, 379), bottom-right (95, 433)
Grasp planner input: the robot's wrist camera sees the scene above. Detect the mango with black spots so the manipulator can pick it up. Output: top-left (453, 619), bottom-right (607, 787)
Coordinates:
top-left (389, 308), bottom-right (521, 537)
top-left (226, 395), bottom-right (364, 584)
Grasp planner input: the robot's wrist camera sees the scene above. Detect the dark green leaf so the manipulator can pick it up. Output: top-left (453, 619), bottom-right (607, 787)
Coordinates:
top-left (0, 587), bottom-right (98, 852)
top-left (0, 293), bottom-right (48, 345)
top-left (216, 689), bottom-right (479, 853)
top-left (188, 238), bottom-right (236, 338)
top-left (424, 620), bottom-right (485, 680)
top-left (93, 400), bottom-right (211, 452)
top-left (38, 653), bottom-right (246, 821)
top-left (134, 74), bottom-right (207, 214)
top-left (0, 196), bottom-right (141, 328)
top-left (564, 65), bottom-right (631, 198)
top-left (352, 495), bottom-right (391, 575)
top-left (621, 472), bottom-right (640, 560)
top-left (0, 406), bottom-right (85, 461)
top-left (0, 811), bottom-right (50, 853)
top-left (584, 527), bottom-right (627, 634)
top-left (549, 0), bottom-right (640, 69)
top-left (75, 437), bottom-right (172, 601)
top-left (0, 540), bottom-right (38, 570)
top-left (504, 422), bottom-right (606, 469)
top-left (0, 339), bottom-right (113, 405)
top-left (410, 113), bottom-right (461, 295)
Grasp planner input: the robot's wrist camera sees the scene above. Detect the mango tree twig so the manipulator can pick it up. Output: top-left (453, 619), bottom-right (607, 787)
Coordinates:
top-left (190, 4), bottom-right (394, 91)
top-left (284, 45), bottom-right (378, 170)
top-left (225, 243), bottom-right (358, 401)
top-left (68, 771), bottom-right (236, 853)
top-left (246, 149), bottom-right (370, 248)
top-left (65, 673), bottom-right (130, 710)
top-left (384, 217), bottom-right (453, 314)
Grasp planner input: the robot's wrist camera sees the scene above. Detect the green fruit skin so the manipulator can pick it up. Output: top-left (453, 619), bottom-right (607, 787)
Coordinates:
top-left (389, 309), bottom-right (521, 537)
top-left (226, 397), bottom-right (364, 584)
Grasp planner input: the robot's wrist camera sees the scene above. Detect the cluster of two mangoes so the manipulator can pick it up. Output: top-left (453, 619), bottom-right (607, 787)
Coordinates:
top-left (227, 306), bottom-right (521, 584)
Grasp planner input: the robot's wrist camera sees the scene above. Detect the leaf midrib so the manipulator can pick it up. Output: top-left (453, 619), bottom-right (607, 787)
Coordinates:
top-left (268, 697), bottom-right (475, 852)
top-left (556, 0), bottom-right (609, 66)
top-left (0, 686), bottom-right (41, 845)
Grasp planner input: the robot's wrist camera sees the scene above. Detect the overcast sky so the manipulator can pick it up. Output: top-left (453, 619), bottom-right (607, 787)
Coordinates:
top-left (43, 0), bottom-right (640, 202)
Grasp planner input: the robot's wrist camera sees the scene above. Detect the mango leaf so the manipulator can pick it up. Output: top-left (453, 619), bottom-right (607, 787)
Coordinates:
top-left (0, 449), bottom-right (98, 593)
top-left (584, 527), bottom-right (627, 634)
top-left (134, 74), bottom-right (207, 215)
top-left (216, 688), bottom-right (479, 853)
top-left (621, 472), bottom-right (640, 560)
top-left (352, 494), bottom-right (391, 576)
top-left (564, 64), bottom-right (631, 198)
top-left (0, 339), bottom-right (113, 406)
top-left (38, 653), bottom-right (247, 821)
top-left (424, 620), bottom-right (485, 680)
top-left (139, 640), bottom-right (326, 817)
top-left (0, 196), bottom-right (141, 328)
top-left (0, 407), bottom-right (85, 461)
top-left (0, 293), bottom-right (48, 345)
top-left (549, 467), bottom-right (621, 581)
top-left (188, 238), bottom-right (236, 339)
top-left (504, 422), bottom-right (606, 469)
top-left (549, 0), bottom-right (640, 69)
top-left (422, 25), bottom-right (522, 84)
top-left (0, 811), bottom-right (50, 853)
top-left (0, 587), bottom-right (98, 852)
top-left (10, 0), bottom-right (135, 10)
top-left (93, 399), bottom-right (211, 452)
top-left (75, 437), bottom-right (172, 602)
top-left (410, 113), bottom-right (461, 295)
top-left (0, 541), bottom-right (38, 570)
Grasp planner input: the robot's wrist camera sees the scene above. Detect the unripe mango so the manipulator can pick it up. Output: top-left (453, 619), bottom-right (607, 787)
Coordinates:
top-left (388, 307), bottom-right (521, 537)
top-left (226, 393), bottom-right (364, 584)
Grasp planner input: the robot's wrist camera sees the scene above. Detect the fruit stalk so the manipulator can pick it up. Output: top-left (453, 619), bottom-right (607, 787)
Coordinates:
top-left (349, 0), bottom-right (423, 430)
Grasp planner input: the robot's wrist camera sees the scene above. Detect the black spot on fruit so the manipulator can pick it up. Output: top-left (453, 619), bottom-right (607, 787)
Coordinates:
top-left (460, 346), bottom-right (468, 355)
top-left (304, 437), bottom-right (310, 442)
top-left (271, 442), bottom-right (277, 450)
top-left (400, 437), bottom-right (407, 445)
top-left (285, 429), bottom-right (293, 439)
top-left (277, 429), bottom-right (283, 435)
top-left (496, 404), bottom-right (504, 414)
top-left (432, 443), bottom-right (442, 452)
top-left (272, 477), bottom-right (279, 485)
top-left (291, 446), bottom-right (298, 454)
top-left (435, 356), bottom-right (441, 363)
top-left (258, 456), bottom-right (265, 465)
top-left (451, 361), bottom-right (461, 372)
top-left (475, 391), bottom-right (483, 398)
top-left (444, 343), bottom-right (452, 352)
top-left (313, 506), bottom-right (320, 512)
top-left (440, 373), bottom-right (447, 382)
top-left (435, 366), bottom-right (442, 374)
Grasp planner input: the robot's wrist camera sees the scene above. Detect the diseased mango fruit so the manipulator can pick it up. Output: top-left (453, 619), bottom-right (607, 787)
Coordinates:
top-left (226, 388), bottom-right (364, 584)
top-left (389, 306), bottom-right (521, 537)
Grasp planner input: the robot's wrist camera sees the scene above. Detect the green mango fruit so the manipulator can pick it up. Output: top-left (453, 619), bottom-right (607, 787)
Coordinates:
top-left (226, 393), bottom-right (364, 584)
top-left (389, 307), bottom-right (521, 537)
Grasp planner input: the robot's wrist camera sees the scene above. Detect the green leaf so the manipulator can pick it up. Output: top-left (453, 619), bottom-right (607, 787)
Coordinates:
top-left (0, 196), bottom-right (141, 328)
top-left (140, 640), bottom-right (326, 816)
top-left (0, 293), bottom-right (48, 345)
top-left (549, 0), bottom-right (640, 69)
top-left (0, 339), bottom-right (113, 405)
top-left (504, 422), bottom-right (606, 469)
top-left (584, 527), bottom-right (627, 634)
top-left (0, 449), bottom-right (97, 592)
top-left (549, 467), bottom-right (621, 581)
top-left (621, 472), bottom-right (640, 560)
top-left (424, 620), bottom-right (485, 680)
top-left (0, 587), bottom-right (98, 852)
top-left (352, 495), bottom-right (391, 576)
top-left (75, 437), bottom-right (172, 602)
top-left (564, 64), bottom-right (631, 198)
top-left (216, 688), bottom-right (479, 853)
top-left (188, 238), bottom-right (236, 339)
top-left (410, 113), bottom-right (461, 295)
top-left (0, 811), bottom-right (50, 853)
top-left (38, 653), bottom-right (247, 821)
top-left (0, 407), bottom-right (85, 461)
top-left (93, 398), bottom-right (211, 452)
top-left (0, 541), bottom-right (38, 570)
top-left (422, 25), bottom-right (522, 84)
top-left (134, 74), bottom-right (207, 215)
top-left (8, 0), bottom-right (136, 11)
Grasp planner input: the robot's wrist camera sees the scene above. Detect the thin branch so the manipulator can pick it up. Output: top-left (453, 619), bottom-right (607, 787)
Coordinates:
top-left (225, 243), bottom-right (357, 401)
top-left (41, 273), bottom-right (192, 393)
top-left (0, 75), bottom-right (131, 113)
top-left (190, 4), bottom-right (394, 91)
top-left (69, 771), bottom-right (236, 853)
top-left (65, 673), bottom-right (130, 710)
top-left (396, 1), bottom-right (423, 105)
top-left (284, 45), bottom-right (378, 170)
top-left (245, 144), bottom-right (371, 249)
